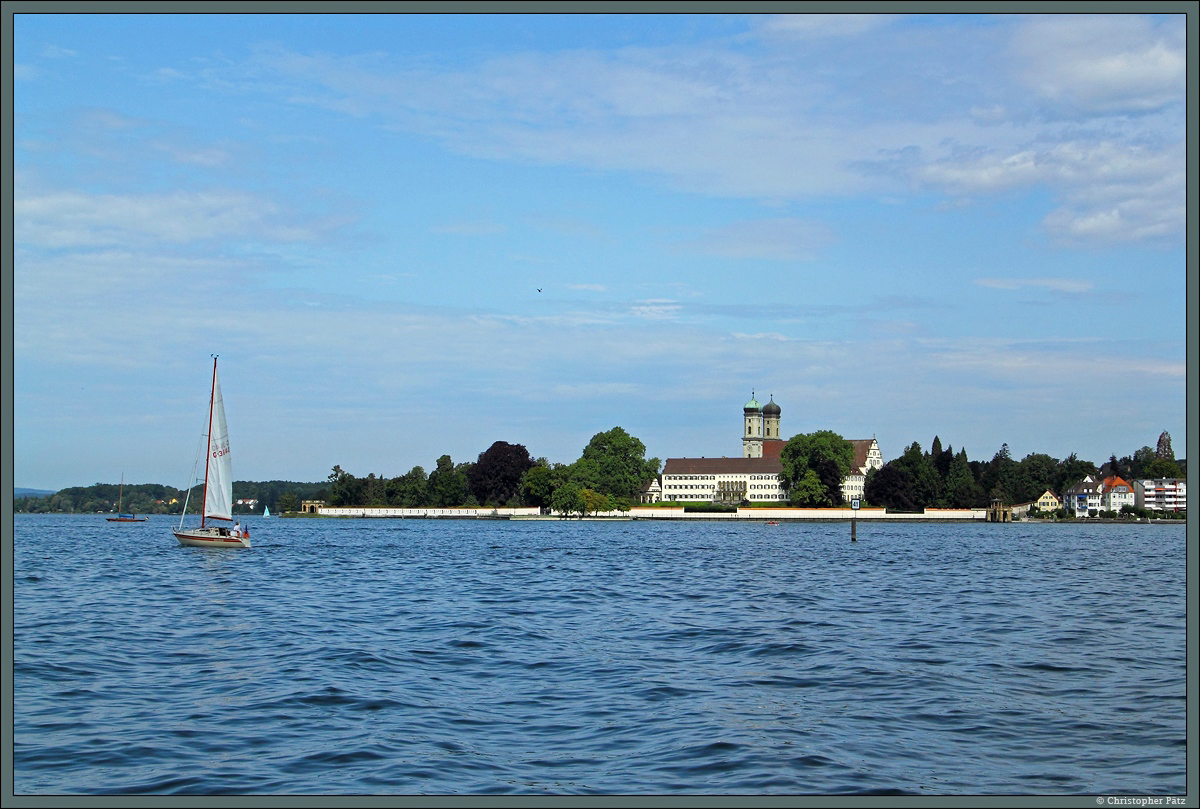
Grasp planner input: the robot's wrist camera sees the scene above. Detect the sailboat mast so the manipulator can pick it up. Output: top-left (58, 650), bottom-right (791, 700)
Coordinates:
top-left (201, 356), bottom-right (217, 528)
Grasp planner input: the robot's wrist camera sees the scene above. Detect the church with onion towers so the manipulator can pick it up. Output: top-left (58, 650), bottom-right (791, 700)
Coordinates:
top-left (650, 393), bottom-right (881, 505)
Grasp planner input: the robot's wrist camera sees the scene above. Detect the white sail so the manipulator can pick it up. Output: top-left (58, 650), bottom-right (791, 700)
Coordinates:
top-left (204, 370), bottom-right (233, 521)
top-left (263, 505), bottom-right (271, 518)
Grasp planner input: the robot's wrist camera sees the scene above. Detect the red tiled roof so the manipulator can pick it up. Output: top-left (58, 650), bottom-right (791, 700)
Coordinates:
top-left (662, 456), bottom-right (782, 475)
top-left (665, 437), bottom-right (872, 477)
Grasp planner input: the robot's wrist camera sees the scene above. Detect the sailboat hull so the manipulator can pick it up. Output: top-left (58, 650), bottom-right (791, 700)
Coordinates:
top-left (173, 527), bottom-right (250, 548)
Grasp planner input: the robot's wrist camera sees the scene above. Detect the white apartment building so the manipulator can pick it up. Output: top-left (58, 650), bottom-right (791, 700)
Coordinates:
top-left (1133, 478), bottom-right (1187, 512)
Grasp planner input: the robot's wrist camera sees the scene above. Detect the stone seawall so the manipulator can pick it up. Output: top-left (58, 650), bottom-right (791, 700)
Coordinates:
top-left (629, 507), bottom-right (987, 521)
top-left (317, 507), bottom-right (542, 518)
top-left (313, 506), bottom-right (988, 521)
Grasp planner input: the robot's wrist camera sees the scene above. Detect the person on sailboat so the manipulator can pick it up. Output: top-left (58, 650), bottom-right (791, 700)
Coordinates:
top-left (234, 520), bottom-right (241, 537)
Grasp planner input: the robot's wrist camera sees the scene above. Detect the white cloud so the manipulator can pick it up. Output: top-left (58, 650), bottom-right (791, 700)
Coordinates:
top-left (730, 332), bottom-right (795, 341)
top-left (551, 382), bottom-right (642, 399)
top-left (237, 17), bottom-right (1182, 247)
top-left (150, 141), bottom-right (231, 167)
top-left (1012, 15), bottom-right (1185, 115)
top-left (78, 108), bottom-right (141, 130)
top-left (431, 221), bottom-right (507, 235)
top-left (754, 14), bottom-right (897, 40)
top-left (674, 218), bottom-right (834, 261)
top-left (15, 186), bottom-right (328, 248)
top-left (40, 44), bottom-right (77, 58)
top-left (975, 278), bottom-right (1093, 294)
top-left (912, 139), bottom-right (1184, 245)
top-left (629, 300), bottom-right (682, 320)
top-left (919, 336), bottom-right (1184, 380)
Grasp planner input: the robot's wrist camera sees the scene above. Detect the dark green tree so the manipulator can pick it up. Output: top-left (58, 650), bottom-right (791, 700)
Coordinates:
top-left (1055, 453), bottom-right (1098, 495)
top-left (387, 465), bottom-right (429, 507)
top-left (1142, 457), bottom-right (1183, 479)
top-left (1130, 446), bottom-right (1156, 479)
top-left (328, 465), bottom-right (365, 507)
top-left (362, 473), bottom-right (387, 506)
top-left (468, 441), bottom-right (534, 506)
top-left (1102, 454), bottom-right (1124, 480)
top-left (1018, 453), bottom-right (1059, 502)
top-left (521, 463), bottom-right (557, 509)
top-left (428, 455), bottom-right (469, 507)
top-left (892, 442), bottom-right (941, 508)
top-left (929, 436), bottom-right (953, 481)
top-left (551, 482), bottom-right (584, 517)
top-left (572, 427), bottom-right (659, 501)
top-left (943, 448), bottom-right (980, 508)
top-left (779, 430), bottom-right (855, 506)
top-left (864, 463), bottom-right (918, 511)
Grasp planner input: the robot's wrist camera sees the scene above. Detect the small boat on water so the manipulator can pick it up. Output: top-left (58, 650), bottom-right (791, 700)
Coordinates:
top-left (263, 504), bottom-right (271, 518)
top-left (107, 474), bottom-right (147, 522)
top-left (173, 356), bottom-right (249, 548)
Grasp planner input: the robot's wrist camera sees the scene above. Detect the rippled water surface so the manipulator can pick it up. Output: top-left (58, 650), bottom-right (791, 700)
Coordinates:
top-left (13, 514), bottom-right (1187, 795)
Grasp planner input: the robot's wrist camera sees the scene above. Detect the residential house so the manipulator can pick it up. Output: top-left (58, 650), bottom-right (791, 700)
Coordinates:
top-left (1063, 475), bottom-right (1102, 517)
top-left (1035, 490), bottom-right (1061, 513)
top-left (1099, 476), bottom-right (1134, 513)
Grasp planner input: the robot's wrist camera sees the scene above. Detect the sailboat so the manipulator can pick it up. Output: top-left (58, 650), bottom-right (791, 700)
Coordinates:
top-left (106, 473), bottom-right (147, 522)
top-left (173, 356), bottom-right (249, 548)
top-left (263, 504), bottom-right (271, 518)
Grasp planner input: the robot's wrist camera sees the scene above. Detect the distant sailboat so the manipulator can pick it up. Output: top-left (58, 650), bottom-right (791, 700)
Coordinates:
top-left (173, 357), bottom-right (249, 548)
top-left (263, 504), bottom-right (271, 518)
top-left (107, 474), bottom-right (147, 522)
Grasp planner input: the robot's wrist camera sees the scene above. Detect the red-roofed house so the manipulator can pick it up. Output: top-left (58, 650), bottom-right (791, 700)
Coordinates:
top-left (1099, 476), bottom-right (1134, 512)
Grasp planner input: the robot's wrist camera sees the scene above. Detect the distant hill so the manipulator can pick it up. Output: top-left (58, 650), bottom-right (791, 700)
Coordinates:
top-left (15, 488), bottom-right (57, 499)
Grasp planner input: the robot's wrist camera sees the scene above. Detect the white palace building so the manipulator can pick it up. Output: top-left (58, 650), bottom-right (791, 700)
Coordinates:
top-left (655, 394), bottom-right (882, 505)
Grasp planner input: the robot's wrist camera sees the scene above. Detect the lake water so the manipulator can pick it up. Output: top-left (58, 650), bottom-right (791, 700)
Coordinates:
top-left (12, 514), bottom-right (1187, 796)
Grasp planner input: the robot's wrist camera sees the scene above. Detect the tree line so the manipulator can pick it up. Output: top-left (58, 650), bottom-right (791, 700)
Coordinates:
top-left (13, 426), bottom-right (660, 517)
top-left (861, 432), bottom-right (1185, 512)
top-left (14, 427), bottom-right (1183, 515)
top-left (322, 426), bottom-right (660, 516)
top-left (13, 480), bottom-right (330, 515)
top-left (697, 428), bottom-right (1185, 512)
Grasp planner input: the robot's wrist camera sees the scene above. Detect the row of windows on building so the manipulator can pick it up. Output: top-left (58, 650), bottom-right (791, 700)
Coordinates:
top-left (1050, 475), bottom-right (1186, 516)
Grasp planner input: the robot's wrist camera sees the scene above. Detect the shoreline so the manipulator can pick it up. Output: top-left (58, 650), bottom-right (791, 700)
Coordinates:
top-left (277, 506), bottom-right (1182, 523)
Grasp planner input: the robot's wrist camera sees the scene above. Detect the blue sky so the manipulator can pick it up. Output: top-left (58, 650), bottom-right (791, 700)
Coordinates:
top-left (13, 12), bottom-right (1188, 491)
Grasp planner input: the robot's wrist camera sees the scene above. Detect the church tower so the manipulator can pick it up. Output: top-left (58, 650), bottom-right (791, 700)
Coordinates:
top-left (762, 395), bottom-right (781, 441)
top-left (742, 393), bottom-right (763, 458)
